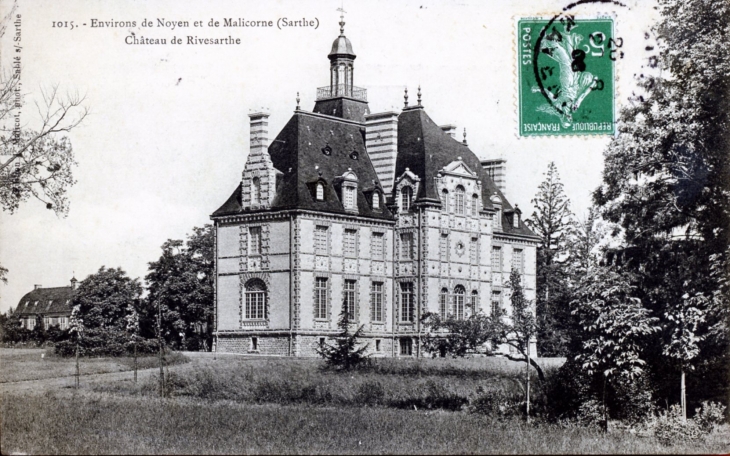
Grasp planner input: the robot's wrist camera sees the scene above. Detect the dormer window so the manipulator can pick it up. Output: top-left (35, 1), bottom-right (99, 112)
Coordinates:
top-left (441, 189), bottom-right (449, 213)
top-left (251, 177), bottom-right (261, 205)
top-left (455, 185), bottom-right (465, 215)
top-left (400, 186), bottom-right (413, 212)
top-left (316, 182), bottom-right (325, 201)
top-left (340, 169), bottom-right (358, 212)
top-left (372, 192), bottom-right (380, 209)
top-left (350, 151), bottom-right (359, 160)
top-left (322, 145), bottom-right (332, 156)
top-left (344, 186), bottom-right (356, 209)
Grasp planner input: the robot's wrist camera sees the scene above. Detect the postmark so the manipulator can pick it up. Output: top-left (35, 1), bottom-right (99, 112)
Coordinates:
top-left (518, 15), bottom-right (617, 137)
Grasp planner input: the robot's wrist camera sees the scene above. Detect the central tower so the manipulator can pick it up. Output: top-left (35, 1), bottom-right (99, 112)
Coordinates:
top-left (313, 14), bottom-right (370, 122)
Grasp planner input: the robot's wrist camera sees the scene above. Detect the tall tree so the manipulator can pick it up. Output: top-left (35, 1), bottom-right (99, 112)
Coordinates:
top-left (144, 225), bottom-right (214, 350)
top-left (525, 162), bottom-right (575, 356)
top-left (73, 266), bottom-right (142, 330)
top-left (593, 0), bottom-right (730, 410)
top-left (571, 266), bottom-right (660, 430)
top-left (0, 1), bottom-right (88, 281)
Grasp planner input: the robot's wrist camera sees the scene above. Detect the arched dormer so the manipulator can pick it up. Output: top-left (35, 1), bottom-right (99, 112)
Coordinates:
top-left (393, 168), bottom-right (420, 213)
top-left (490, 193), bottom-right (503, 231)
top-left (340, 168), bottom-right (358, 213)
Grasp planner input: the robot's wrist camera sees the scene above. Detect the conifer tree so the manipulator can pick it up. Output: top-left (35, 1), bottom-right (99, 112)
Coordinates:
top-left (525, 162), bottom-right (575, 356)
top-left (317, 300), bottom-right (369, 370)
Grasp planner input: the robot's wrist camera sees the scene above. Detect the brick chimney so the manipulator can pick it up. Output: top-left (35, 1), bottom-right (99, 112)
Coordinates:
top-left (481, 158), bottom-right (507, 197)
top-left (242, 112), bottom-right (278, 210)
top-left (248, 112), bottom-right (270, 158)
top-left (70, 277), bottom-right (78, 290)
top-left (440, 124), bottom-right (457, 138)
top-left (34, 284), bottom-right (42, 290)
top-left (365, 111), bottom-right (398, 195)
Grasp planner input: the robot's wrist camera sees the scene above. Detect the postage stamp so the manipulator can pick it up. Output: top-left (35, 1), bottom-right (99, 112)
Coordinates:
top-left (518, 16), bottom-right (616, 137)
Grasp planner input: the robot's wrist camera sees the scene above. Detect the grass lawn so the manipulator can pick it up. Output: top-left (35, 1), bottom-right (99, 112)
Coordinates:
top-left (3, 391), bottom-right (729, 455)
top-left (0, 347), bottom-right (187, 383)
top-left (2, 351), bottom-right (728, 454)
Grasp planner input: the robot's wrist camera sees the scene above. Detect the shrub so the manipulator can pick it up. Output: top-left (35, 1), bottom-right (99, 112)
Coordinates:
top-left (576, 399), bottom-right (604, 428)
top-left (694, 401), bottom-right (726, 433)
top-left (390, 380), bottom-right (468, 411)
top-left (356, 380), bottom-right (385, 406)
top-left (469, 387), bottom-right (521, 418)
top-left (54, 328), bottom-right (159, 357)
top-left (654, 405), bottom-right (703, 446)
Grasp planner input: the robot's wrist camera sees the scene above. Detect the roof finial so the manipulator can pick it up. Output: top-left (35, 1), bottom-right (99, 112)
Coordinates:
top-left (404, 87), bottom-right (409, 107)
top-left (417, 85), bottom-right (422, 106)
top-left (462, 128), bottom-right (468, 145)
top-left (296, 92), bottom-right (300, 110)
top-left (337, 6), bottom-right (346, 35)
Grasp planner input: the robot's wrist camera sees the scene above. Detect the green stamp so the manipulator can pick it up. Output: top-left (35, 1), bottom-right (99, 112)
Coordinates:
top-left (518, 17), bottom-right (615, 137)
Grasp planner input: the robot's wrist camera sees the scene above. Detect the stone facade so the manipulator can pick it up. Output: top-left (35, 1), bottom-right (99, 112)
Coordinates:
top-left (210, 22), bottom-right (539, 357)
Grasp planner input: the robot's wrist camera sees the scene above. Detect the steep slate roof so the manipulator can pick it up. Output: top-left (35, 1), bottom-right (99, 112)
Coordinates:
top-left (16, 287), bottom-right (74, 316)
top-left (212, 111), bottom-right (394, 221)
top-left (393, 106), bottom-right (537, 237)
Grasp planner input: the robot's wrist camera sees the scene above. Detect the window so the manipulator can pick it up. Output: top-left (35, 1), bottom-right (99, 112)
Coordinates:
top-left (371, 232), bottom-right (384, 260)
top-left (400, 337), bottom-right (413, 356)
top-left (439, 288), bottom-right (449, 319)
top-left (441, 189), bottom-right (449, 212)
top-left (512, 248), bottom-right (524, 275)
top-left (249, 227), bottom-right (262, 255)
top-left (251, 177), bottom-right (261, 205)
top-left (471, 290), bottom-right (479, 313)
top-left (470, 237), bottom-right (478, 263)
top-left (513, 212), bottom-right (520, 228)
top-left (315, 226), bottom-right (328, 255)
top-left (400, 232), bottom-right (413, 260)
top-left (344, 186), bottom-right (356, 209)
top-left (372, 193), bottom-right (380, 209)
top-left (315, 277), bottom-right (328, 319)
top-left (344, 229), bottom-right (357, 257)
top-left (491, 246), bottom-right (502, 273)
top-left (491, 290), bottom-right (502, 317)
top-left (47, 300), bottom-right (53, 310)
top-left (400, 186), bottom-right (413, 212)
top-left (319, 337), bottom-right (326, 347)
top-left (375, 339), bottom-right (381, 352)
top-left (440, 233), bottom-right (449, 260)
top-left (371, 282), bottom-right (384, 322)
top-left (472, 194), bottom-right (479, 216)
top-left (455, 185), bottom-right (465, 215)
top-left (344, 279), bottom-right (357, 321)
top-left (316, 182), bottom-right (325, 201)
top-left (244, 279), bottom-right (266, 320)
top-left (400, 282), bottom-right (415, 322)
top-left (251, 337), bottom-right (258, 351)
top-left (454, 286), bottom-right (465, 320)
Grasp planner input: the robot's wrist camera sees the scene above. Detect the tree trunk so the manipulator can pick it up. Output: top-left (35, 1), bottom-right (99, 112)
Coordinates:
top-left (158, 302), bottom-right (164, 397)
top-left (681, 368), bottom-right (686, 422)
top-left (134, 335), bottom-right (138, 383)
top-left (602, 374), bottom-right (608, 433)
top-left (525, 346), bottom-right (531, 423)
top-left (75, 338), bottom-right (80, 389)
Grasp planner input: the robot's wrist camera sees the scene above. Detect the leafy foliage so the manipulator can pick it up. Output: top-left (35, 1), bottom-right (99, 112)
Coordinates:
top-left (571, 267), bottom-right (659, 380)
top-left (317, 299), bottom-right (369, 370)
top-left (73, 267), bottom-right (142, 330)
top-left (143, 225), bottom-right (214, 350)
top-left (592, 0), bottom-right (730, 410)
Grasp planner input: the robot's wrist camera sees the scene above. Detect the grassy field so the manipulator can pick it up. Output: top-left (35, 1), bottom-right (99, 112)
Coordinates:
top-left (0, 348), bottom-right (189, 383)
top-left (1, 349), bottom-right (728, 454)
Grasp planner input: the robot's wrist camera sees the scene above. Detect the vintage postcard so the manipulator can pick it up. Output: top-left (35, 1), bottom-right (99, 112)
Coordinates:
top-left (1, 0), bottom-right (727, 454)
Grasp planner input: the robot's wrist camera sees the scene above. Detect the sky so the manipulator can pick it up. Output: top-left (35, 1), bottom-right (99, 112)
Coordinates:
top-left (0, 0), bottom-right (660, 313)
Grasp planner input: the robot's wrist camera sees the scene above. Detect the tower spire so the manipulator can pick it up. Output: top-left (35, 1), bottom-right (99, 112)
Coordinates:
top-left (337, 6), bottom-right (346, 35)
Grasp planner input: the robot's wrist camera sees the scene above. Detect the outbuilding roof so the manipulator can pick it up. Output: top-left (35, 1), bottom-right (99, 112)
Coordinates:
top-left (15, 286), bottom-right (74, 316)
